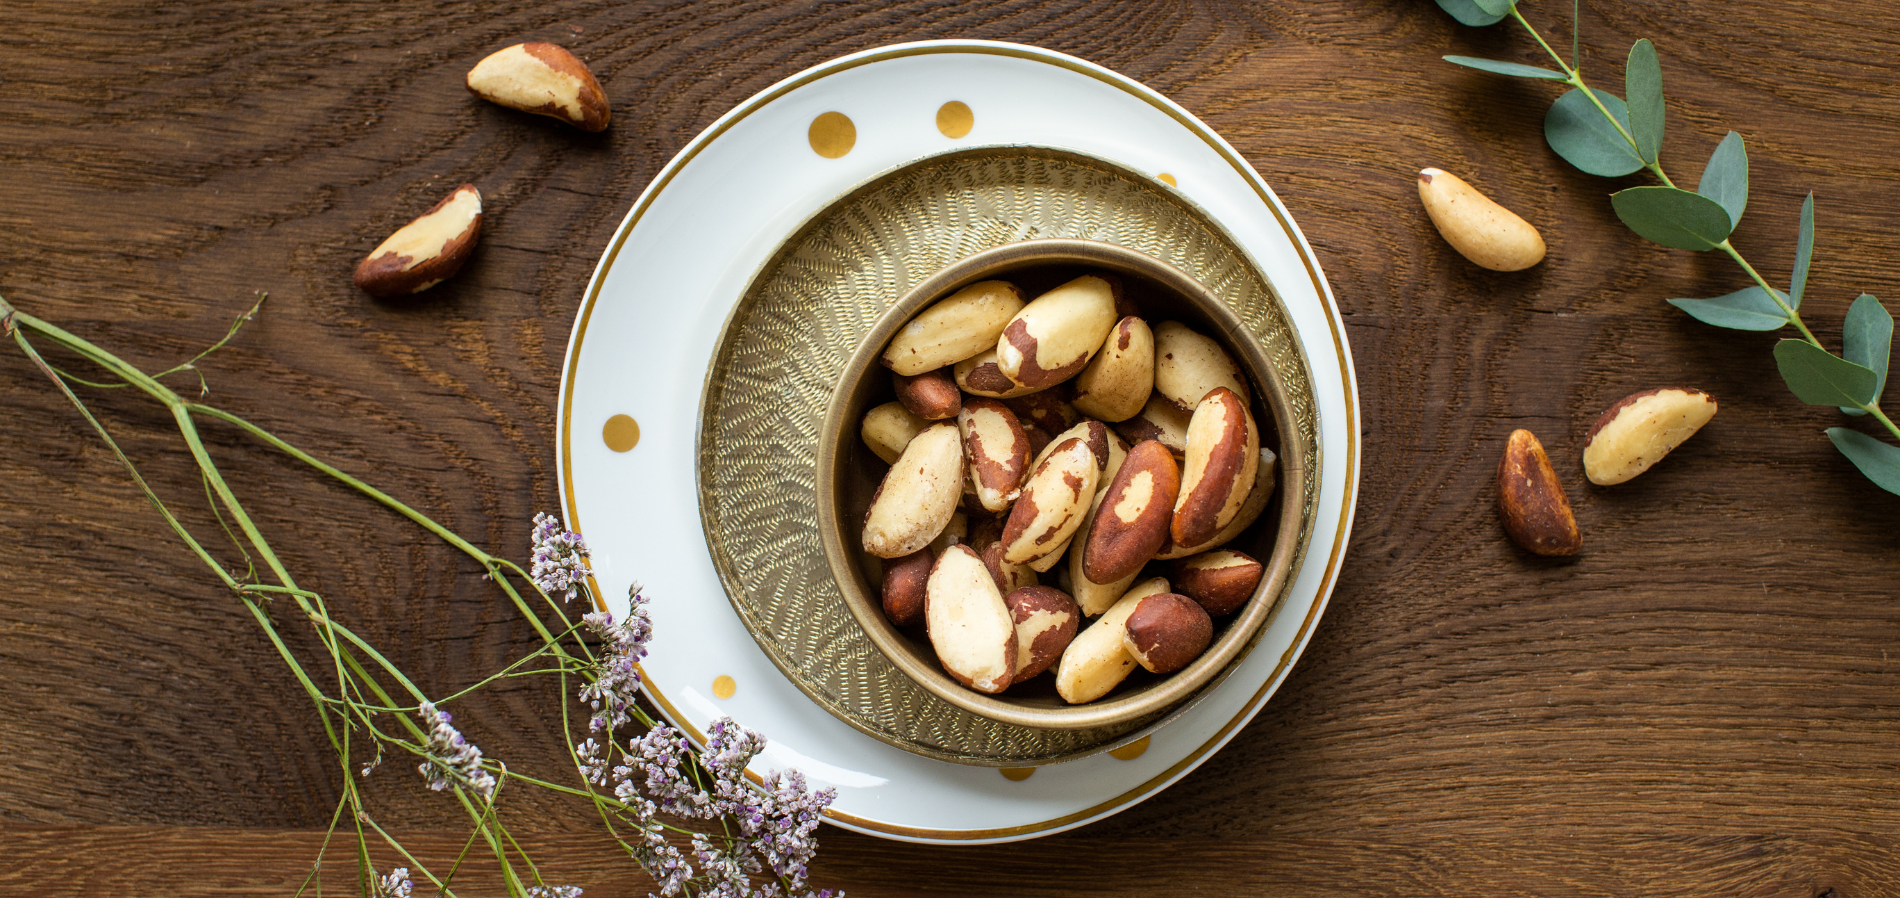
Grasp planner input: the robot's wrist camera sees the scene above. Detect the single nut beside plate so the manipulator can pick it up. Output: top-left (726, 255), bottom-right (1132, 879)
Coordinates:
top-left (1072, 316), bottom-right (1155, 422)
top-left (1122, 592), bottom-right (1213, 674)
top-left (996, 274), bottom-right (1121, 390)
top-left (466, 43), bottom-right (611, 132)
top-left (1582, 387), bottom-right (1718, 485)
top-left (353, 184), bottom-right (483, 299)
top-left (885, 280), bottom-right (1025, 376)
top-left (1170, 549), bottom-right (1263, 617)
top-left (1005, 585), bottom-right (1080, 683)
top-left (1417, 168), bottom-right (1545, 272)
top-left (863, 421), bottom-right (964, 558)
top-left (1497, 428), bottom-right (1581, 556)
top-left (924, 544), bottom-right (1016, 694)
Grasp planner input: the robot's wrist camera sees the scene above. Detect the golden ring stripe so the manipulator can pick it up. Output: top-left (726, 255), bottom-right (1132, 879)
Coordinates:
top-left (559, 41), bottom-right (1358, 842)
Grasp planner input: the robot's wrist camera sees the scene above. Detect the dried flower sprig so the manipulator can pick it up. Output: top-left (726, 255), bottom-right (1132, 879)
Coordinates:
top-left (1, 293), bottom-right (838, 897)
top-left (1434, 0), bottom-right (1900, 495)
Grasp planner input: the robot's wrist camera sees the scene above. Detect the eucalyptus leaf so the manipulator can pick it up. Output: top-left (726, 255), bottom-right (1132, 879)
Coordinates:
top-left (1545, 88), bottom-right (1645, 177)
top-left (1793, 193), bottom-right (1815, 306)
top-left (1444, 56), bottom-right (1568, 80)
top-left (1470, 0), bottom-right (1516, 16)
top-left (1826, 428), bottom-right (1900, 496)
top-left (1696, 131), bottom-right (1748, 228)
top-left (1625, 39), bottom-right (1665, 164)
top-left (1774, 339), bottom-right (1878, 408)
top-left (1667, 285), bottom-right (1789, 331)
top-left (1839, 294), bottom-right (1893, 415)
top-left (1435, 0), bottom-right (1508, 26)
top-left (1610, 186), bottom-right (1735, 251)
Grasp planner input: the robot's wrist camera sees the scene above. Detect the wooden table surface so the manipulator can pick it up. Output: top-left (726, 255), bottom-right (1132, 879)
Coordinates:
top-left (5, 1), bottom-right (1899, 895)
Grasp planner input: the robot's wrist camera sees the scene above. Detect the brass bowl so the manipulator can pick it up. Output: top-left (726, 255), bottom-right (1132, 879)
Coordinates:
top-left (816, 238), bottom-right (1307, 731)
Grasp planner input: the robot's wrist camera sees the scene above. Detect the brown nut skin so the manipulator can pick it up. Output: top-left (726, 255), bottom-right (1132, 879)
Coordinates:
top-left (1153, 321), bottom-right (1250, 413)
top-left (1083, 440), bottom-right (1181, 584)
top-left (981, 542), bottom-right (1038, 594)
top-left (958, 397), bottom-right (1032, 512)
top-left (1113, 393), bottom-right (1192, 457)
top-left (893, 368), bottom-right (962, 421)
top-left (353, 184), bottom-right (483, 299)
top-left (465, 43), bottom-right (610, 132)
top-left (1497, 428), bottom-right (1581, 556)
top-left (880, 550), bottom-right (933, 628)
top-left (1002, 388), bottom-right (1080, 436)
top-left (954, 347), bottom-right (1037, 398)
top-left (924, 544), bottom-right (1017, 694)
top-left (996, 274), bottom-right (1122, 390)
top-left (1121, 593), bottom-right (1213, 674)
top-left (1054, 576), bottom-right (1169, 703)
top-left (1072, 316), bottom-right (1156, 423)
top-left (1582, 387), bottom-right (1718, 485)
top-left (1004, 585), bottom-right (1080, 683)
top-left (1170, 550), bottom-right (1263, 617)
top-left (1171, 388), bottom-right (1260, 549)
top-left (1030, 419), bottom-right (1113, 477)
top-left (1155, 446), bottom-right (1276, 559)
top-left (999, 436), bottom-right (1099, 566)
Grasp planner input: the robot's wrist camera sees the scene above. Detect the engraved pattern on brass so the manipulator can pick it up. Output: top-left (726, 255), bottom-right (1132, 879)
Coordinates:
top-left (697, 147), bottom-right (1318, 765)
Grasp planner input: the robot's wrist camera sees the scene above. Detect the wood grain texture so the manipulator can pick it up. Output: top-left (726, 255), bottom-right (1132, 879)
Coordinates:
top-left (2, 0), bottom-right (1898, 895)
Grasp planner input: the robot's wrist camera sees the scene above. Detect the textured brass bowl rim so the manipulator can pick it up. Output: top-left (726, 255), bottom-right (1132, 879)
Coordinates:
top-left (816, 238), bottom-right (1309, 731)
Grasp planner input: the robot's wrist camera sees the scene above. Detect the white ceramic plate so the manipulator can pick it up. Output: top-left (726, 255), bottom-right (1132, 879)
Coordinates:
top-left (558, 40), bottom-right (1359, 844)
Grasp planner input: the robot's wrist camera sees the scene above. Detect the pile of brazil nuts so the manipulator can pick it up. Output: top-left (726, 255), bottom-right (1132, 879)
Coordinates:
top-left (859, 272), bottom-right (1279, 704)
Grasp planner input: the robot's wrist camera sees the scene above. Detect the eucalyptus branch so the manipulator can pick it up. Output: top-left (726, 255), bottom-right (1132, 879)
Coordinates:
top-left (1435, 0), bottom-right (1900, 495)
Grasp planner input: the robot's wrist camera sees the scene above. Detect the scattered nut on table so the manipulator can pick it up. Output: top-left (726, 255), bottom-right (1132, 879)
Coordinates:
top-left (466, 43), bottom-right (611, 132)
top-left (1582, 387), bottom-right (1719, 485)
top-left (353, 184), bottom-right (483, 299)
top-left (1497, 428), bottom-right (1581, 556)
top-left (1417, 167), bottom-right (1546, 272)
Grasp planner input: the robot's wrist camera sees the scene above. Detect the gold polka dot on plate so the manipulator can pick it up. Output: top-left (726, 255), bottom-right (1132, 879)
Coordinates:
top-left (602, 414), bottom-right (640, 452)
top-left (935, 101), bottom-right (973, 138)
top-left (1157, 173), bottom-right (1177, 186)
top-left (1000, 767), bottom-right (1035, 781)
top-left (808, 111), bottom-right (856, 158)
top-left (1108, 735), bottom-right (1151, 761)
top-left (712, 675), bottom-right (736, 699)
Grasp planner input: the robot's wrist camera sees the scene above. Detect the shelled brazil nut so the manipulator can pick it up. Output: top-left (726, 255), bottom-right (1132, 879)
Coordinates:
top-left (861, 270), bottom-right (1280, 704)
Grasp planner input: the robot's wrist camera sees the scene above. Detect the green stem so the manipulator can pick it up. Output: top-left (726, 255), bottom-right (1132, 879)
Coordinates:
top-left (1505, 12), bottom-right (1900, 446)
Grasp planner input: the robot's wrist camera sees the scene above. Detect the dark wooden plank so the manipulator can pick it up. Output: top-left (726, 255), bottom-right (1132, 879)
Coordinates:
top-left (2, 0), bottom-right (1898, 894)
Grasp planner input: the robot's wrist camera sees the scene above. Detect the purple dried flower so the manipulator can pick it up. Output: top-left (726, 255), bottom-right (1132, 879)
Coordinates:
top-left (525, 887), bottom-right (583, 898)
top-left (531, 512), bottom-right (592, 602)
top-left (576, 584), bottom-right (652, 731)
top-left (416, 700), bottom-right (496, 800)
top-left (375, 867), bottom-right (413, 898)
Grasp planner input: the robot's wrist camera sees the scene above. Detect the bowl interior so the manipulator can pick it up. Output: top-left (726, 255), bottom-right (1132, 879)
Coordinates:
top-left (817, 238), bottom-right (1307, 731)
